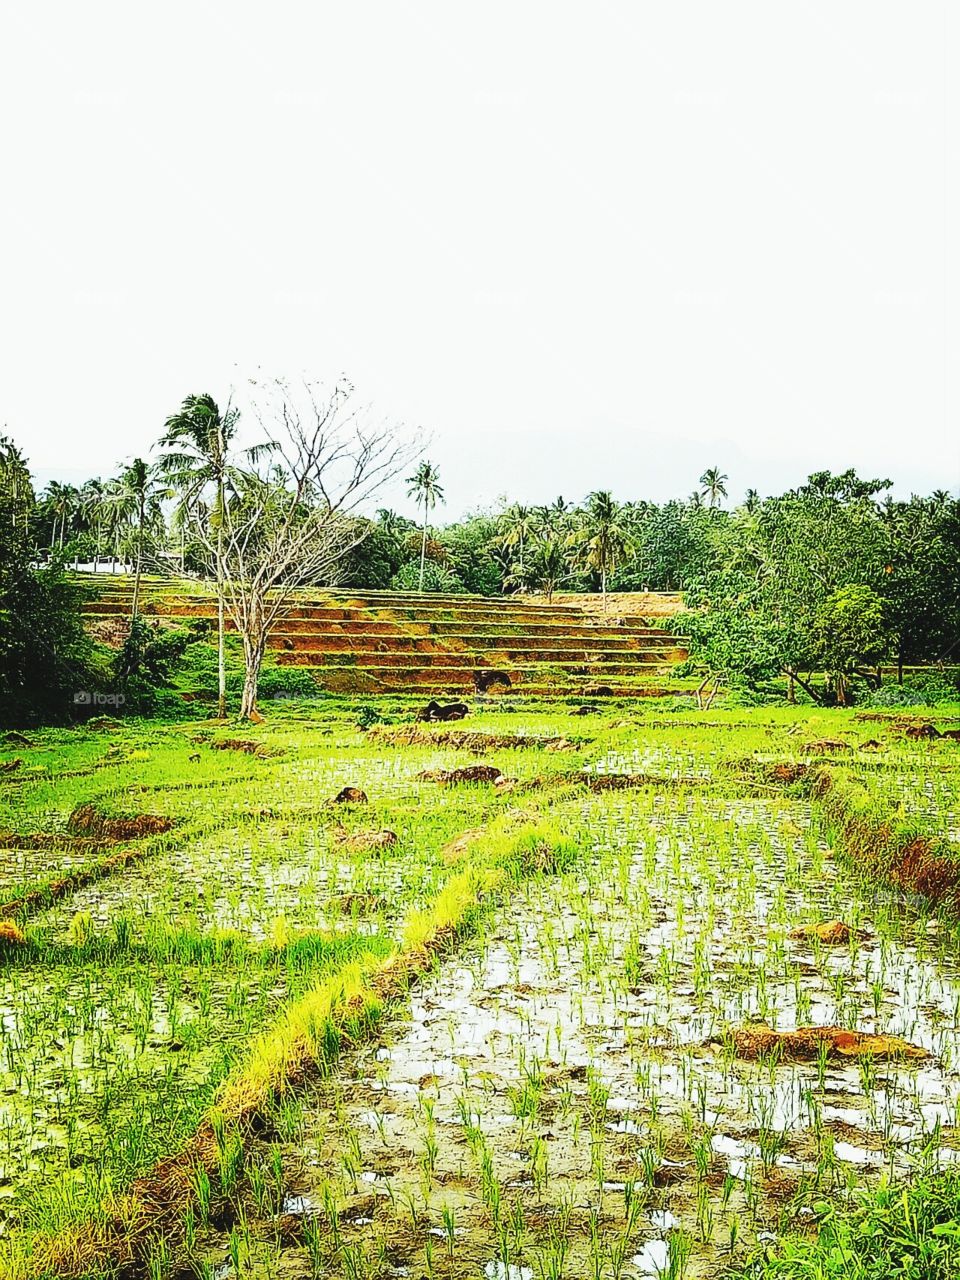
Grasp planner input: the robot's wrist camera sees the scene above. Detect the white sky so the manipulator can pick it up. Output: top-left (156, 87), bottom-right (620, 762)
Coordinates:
top-left (2, 2), bottom-right (956, 518)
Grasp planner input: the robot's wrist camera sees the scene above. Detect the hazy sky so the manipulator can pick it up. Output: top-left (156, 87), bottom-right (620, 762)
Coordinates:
top-left (1, 2), bottom-right (955, 518)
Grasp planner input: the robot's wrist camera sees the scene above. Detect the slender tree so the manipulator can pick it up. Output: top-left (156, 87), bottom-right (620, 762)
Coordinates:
top-left (406, 461), bottom-right (445, 591)
top-left (104, 459), bottom-right (167, 618)
top-left (156, 394), bottom-right (251, 717)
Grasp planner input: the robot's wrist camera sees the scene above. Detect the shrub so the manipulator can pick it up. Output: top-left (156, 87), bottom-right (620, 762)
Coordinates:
top-left (390, 561), bottom-right (465, 593)
top-left (866, 671), bottom-right (960, 708)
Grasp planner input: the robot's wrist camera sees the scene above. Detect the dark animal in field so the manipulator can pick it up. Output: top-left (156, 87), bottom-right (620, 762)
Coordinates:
top-left (3, 732), bottom-right (30, 747)
top-left (585, 685), bottom-right (614, 698)
top-left (331, 786), bottom-right (368, 804)
top-left (940, 728), bottom-right (960, 741)
top-left (417, 700), bottom-right (469, 723)
top-left (0, 758), bottom-right (22, 774)
top-left (905, 723), bottom-right (941, 740)
top-left (188, 752), bottom-right (201, 763)
top-left (282, 637), bottom-right (295, 651)
top-left (570, 705), bottom-right (599, 716)
top-left (473, 669), bottom-right (512, 693)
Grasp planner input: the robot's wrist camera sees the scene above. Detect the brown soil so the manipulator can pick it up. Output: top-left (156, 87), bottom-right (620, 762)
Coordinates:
top-left (767, 762), bottom-right (810, 784)
top-left (0, 919), bottom-right (27, 945)
top-left (729, 1023), bottom-right (928, 1062)
top-left (417, 764), bottom-right (503, 785)
top-left (203, 738), bottom-right (268, 756)
top-left (334, 828), bottom-right (397, 851)
top-left (804, 739), bottom-right (853, 753)
top-left (67, 804), bottom-right (174, 841)
top-left (330, 786), bottom-right (368, 804)
top-left (371, 725), bottom-right (582, 752)
top-left (85, 617), bottom-right (132, 648)
top-left (789, 920), bottom-right (867, 944)
top-left (0, 757), bottom-right (23, 773)
top-left (587, 772), bottom-right (699, 792)
top-left (810, 770), bottom-right (960, 911)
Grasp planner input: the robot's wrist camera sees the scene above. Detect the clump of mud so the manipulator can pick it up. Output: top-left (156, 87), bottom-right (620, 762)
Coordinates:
top-left (417, 764), bottom-right (503, 785)
top-left (203, 738), bottom-right (269, 756)
top-left (728, 1023), bottom-right (928, 1062)
top-left (789, 920), bottom-right (868, 944)
top-left (67, 804), bottom-right (174, 841)
top-left (330, 786), bottom-right (368, 804)
top-left (83, 716), bottom-right (124, 731)
top-left (0, 919), bottom-right (27, 945)
top-left (334, 828), bottom-right (397, 851)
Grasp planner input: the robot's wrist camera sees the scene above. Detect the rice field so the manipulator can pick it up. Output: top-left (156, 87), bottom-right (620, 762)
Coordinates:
top-left (1, 698), bottom-right (959, 1278)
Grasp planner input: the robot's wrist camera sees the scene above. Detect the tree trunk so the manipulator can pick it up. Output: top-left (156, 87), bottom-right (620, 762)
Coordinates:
top-left (418, 517), bottom-right (428, 591)
top-left (897, 643), bottom-right (904, 686)
top-left (216, 523), bottom-right (226, 718)
top-left (783, 667), bottom-right (823, 706)
top-left (131, 499), bottom-right (144, 619)
top-left (239, 628), bottom-right (267, 721)
top-left (787, 671), bottom-right (795, 704)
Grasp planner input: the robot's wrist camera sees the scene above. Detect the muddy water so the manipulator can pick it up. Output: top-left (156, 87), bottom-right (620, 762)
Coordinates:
top-left (271, 792), bottom-right (960, 1278)
top-left (0, 963), bottom-right (281, 1215)
top-left (36, 825), bottom-right (421, 943)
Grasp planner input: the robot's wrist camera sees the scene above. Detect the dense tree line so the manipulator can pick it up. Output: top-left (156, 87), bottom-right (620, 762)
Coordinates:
top-left (3, 405), bottom-right (959, 719)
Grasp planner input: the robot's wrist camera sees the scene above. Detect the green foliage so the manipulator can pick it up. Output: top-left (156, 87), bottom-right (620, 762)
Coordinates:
top-left (390, 559), bottom-right (465, 593)
top-left (866, 670), bottom-right (960, 708)
top-left (0, 563), bottom-right (98, 726)
top-left (811, 584), bottom-right (887, 703)
top-left (114, 619), bottom-right (191, 713)
top-left (735, 1168), bottom-right (960, 1278)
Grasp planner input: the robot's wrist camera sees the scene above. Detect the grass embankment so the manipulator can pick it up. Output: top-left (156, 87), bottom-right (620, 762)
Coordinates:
top-left (810, 767), bottom-right (960, 913)
top-left (726, 761), bottom-right (960, 1279)
top-left (0, 812), bottom-right (577, 1280)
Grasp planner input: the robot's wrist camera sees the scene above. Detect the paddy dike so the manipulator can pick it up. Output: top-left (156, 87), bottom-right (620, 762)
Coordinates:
top-left (77, 579), bottom-right (689, 697)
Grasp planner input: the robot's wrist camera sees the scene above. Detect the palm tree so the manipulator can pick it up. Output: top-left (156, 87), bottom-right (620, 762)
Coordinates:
top-left (105, 459), bottom-right (167, 618)
top-left (699, 467), bottom-right (729, 508)
top-left (508, 533), bottom-right (570, 601)
top-left (500, 503), bottom-right (536, 574)
top-left (156, 394), bottom-right (245, 717)
top-left (742, 488), bottom-right (760, 514)
top-left (42, 481), bottom-right (80, 552)
top-left (0, 435), bottom-right (33, 537)
top-left (79, 478), bottom-right (107, 569)
top-left (406, 461), bottom-right (445, 591)
top-left (574, 490), bottom-right (633, 604)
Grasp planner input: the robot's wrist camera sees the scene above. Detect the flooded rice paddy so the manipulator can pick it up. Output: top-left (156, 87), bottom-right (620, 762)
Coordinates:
top-left (1, 704), bottom-right (959, 1276)
top-left (264, 786), bottom-right (960, 1278)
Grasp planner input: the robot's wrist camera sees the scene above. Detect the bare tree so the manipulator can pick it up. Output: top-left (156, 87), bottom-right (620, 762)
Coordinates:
top-left (188, 376), bottom-right (416, 720)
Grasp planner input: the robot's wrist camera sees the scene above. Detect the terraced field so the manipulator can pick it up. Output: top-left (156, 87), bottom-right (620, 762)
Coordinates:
top-left (78, 578), bottom-right (690, 697)
top-left (2, 700), bottom-right (960, 1278)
